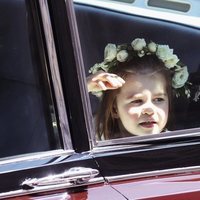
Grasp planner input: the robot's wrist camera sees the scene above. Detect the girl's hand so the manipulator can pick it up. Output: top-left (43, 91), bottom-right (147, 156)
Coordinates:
top-left (87, 70), bottom-right (125, 92)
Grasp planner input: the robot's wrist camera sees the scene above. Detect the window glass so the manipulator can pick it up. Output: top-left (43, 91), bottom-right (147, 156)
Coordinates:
top-left (0, 0), bottom-right (62, 158)
top-left (109, 0), bottom-right (135, 3)
top-left (147, 0), bottom-right (191, 13)
top-left (74, 1), bottom-right (200, 143)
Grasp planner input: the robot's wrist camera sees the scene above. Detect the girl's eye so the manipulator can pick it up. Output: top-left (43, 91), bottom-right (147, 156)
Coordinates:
top-left (130, 99), bottom-right (143, 104)
top-left (154, 98), bottom-right (165, 102)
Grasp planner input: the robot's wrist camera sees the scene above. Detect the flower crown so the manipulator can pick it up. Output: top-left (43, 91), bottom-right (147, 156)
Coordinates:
top-left (89, 38), bottom-right (191, 99)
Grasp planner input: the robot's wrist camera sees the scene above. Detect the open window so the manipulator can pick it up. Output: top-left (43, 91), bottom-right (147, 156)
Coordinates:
top-left (74, 0), bottom-right (200, 147)
top-left (0, 1), bottom-right (58, 158)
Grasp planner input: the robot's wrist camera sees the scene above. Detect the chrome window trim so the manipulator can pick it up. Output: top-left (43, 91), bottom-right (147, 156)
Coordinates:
top-left (92, 128), bottom-right (200, 151)
top-left (95, 128), bottom-right (200, 147)
top-left (105, 165), bottom-right (200, 183)
top-left (74, 0), bottom-right (200, 28)
top-left (39, 0), bottom-right (73, 149)
top-left (92, 140), bottom-right (200, 155)
top-left (64, 0), bottom-right (96, 149)
top-left (0, 150), bottom-right (74, 170)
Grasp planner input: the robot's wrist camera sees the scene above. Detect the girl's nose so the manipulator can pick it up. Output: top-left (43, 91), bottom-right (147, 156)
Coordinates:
top-left (142, 107), bottom-right (154, 115)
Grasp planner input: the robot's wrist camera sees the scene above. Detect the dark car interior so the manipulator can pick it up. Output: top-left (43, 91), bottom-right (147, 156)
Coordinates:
top-left (74, 3), bottom-right (200, 132)
top-left (0, 0), bottom-right (61, 158)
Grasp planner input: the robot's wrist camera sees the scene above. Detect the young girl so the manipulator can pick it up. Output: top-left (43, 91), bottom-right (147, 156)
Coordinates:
top-left (87, 38), bottom-right (190, 140)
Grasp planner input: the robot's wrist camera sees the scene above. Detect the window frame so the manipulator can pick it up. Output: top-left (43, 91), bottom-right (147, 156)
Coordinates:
top-left (39, 0), bottom-right (73, 150)
top-left (74, 0), bottom-right (200, 149)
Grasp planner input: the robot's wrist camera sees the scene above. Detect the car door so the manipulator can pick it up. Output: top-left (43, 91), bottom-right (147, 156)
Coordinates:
top-left (0, 0), bottom-right (200, 199)
top-left (73, 0), bottom-right (200, 199)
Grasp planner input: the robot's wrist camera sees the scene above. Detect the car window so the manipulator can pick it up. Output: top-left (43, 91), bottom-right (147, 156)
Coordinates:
top-left (0, 0), bottom-right (71, 159)
top-left (97, 0), bottom-right (199, 17)
top-left (74, 0), bottom-right (200, 145)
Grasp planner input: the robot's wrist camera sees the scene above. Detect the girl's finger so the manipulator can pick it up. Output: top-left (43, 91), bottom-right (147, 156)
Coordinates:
top-left (92, 73), bottom-right (118, 82)
top-left (97, 80), bottom-right (107, 90)
top-left (106, 76), bottom-right (122, 88)
top-left (116, 76), bottom-right (125, 84)
top-left (106, 74), bottom-right (125, 85)
top-left (91, 72), bottom-right (109, 81)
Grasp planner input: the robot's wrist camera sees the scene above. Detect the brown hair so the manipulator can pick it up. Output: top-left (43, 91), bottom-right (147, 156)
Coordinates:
top-left (96, 55), bottom-right (173, 140)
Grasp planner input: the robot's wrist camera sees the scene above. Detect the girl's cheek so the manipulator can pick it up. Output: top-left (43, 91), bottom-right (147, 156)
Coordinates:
top-left (127, 108), bottom-right (142, 121)
top-left (128, 106), bottom-right (141, 115)
top-left (157, 108), bottom-right (168, 121)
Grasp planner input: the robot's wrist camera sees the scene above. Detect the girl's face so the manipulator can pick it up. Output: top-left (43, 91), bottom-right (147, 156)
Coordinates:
top-left (115, 73), bottom-right (169, 136)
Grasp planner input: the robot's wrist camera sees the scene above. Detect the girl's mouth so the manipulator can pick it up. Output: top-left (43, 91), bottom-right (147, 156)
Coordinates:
top-left (139, 121), bottom-right (156, 128)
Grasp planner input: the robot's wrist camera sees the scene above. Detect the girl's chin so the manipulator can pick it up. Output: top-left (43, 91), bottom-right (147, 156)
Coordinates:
top-left (128, 127), bottom-right (161, 136)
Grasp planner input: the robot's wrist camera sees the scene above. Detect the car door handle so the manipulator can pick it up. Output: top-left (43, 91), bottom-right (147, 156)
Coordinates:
top-left (21, 167), bottom-right (99, 189)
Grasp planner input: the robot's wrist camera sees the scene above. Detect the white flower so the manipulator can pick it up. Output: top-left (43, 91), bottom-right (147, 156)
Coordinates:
top-left (117, 50), bottom-right (128, 62)
top-left (156, 45), bottom-right (179, 69)
top-left (148, 42), bottom-right (157, 52)
top-left (138, 50), bottom-right (145, 57)
top-left (89, 63), bottom-right (100, 74)
top-left (172, 66), bottom-right (189, 89)
top-left (100, 62), bottom-right (109, 72)
top-left (104, 43), bottom-right (117, 62)
top-left (193, 86), bottom-right (200, 102)
top-left (89, 62), bottom-right (108, 74)
top-left (164, 54), bottom-right (179, 69)
top-left (185, 89), bottom-right (191, 98)
top-left (131, 38), bottom-right (146, 51)
top-left (156, 45), bottom-right (173, 61)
